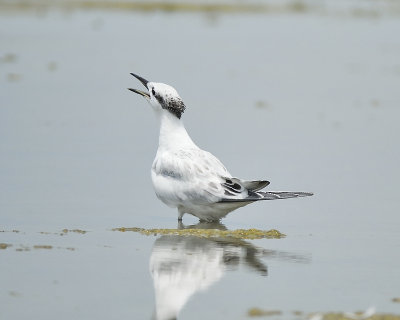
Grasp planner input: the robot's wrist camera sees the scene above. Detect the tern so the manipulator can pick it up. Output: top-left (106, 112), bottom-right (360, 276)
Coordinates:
top-left (128, 73), bottom-right (313, 222)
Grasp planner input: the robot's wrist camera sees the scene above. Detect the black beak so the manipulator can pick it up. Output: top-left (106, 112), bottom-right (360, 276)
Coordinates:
top-left (130, 73), bottom-right (149, 88)
top-left (128, 88), bottom-right (150, 98)
top-left (128, 73), bottom-right (150, 98)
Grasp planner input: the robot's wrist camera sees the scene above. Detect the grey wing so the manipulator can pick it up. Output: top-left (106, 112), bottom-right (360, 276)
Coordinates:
top-left (219, 177), bottom-right (313, 203)
top-left (241, 180), bottom-right (270, 191)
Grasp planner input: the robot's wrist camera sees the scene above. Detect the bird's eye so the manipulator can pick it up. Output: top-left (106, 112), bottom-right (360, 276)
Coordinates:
top-left (152, 88), bottom-right (155, 96)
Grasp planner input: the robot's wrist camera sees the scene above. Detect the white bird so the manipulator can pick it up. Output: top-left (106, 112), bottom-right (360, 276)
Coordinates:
top-left (150, 232), bottom-right (267, 320)
top-left (128, 73), bottom-right (313, 222)
top-left (149, 222), bottom-right (309, 320)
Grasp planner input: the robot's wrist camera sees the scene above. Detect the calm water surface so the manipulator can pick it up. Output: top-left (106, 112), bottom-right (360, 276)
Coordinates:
top-left (1, 5), bottom-right (400, 319)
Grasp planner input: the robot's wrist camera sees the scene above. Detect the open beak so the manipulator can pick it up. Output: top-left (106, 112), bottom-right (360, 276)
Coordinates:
top-left (128, 73), bottom-right (150, 98)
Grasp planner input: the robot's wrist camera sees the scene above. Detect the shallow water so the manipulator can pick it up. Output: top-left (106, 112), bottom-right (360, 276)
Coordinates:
top-left (1, 2), bottom-right (400, 319)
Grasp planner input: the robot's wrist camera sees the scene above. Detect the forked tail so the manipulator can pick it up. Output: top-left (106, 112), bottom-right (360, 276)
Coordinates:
top-left (219, 190), bottom-right (313, 203)
top-left (256, 191), bottom-right (313, 200)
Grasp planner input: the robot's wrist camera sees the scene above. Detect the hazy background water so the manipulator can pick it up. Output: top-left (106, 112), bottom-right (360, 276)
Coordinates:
top-left (1, 1), bottom-right (400, 319)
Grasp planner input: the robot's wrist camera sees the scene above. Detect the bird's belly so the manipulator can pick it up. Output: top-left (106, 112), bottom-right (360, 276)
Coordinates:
top-left (151, 173), bottom-right (180, 207)
top-left (151, 169), bottom-right (219, 208)
top-left (151, 170), bottom-right (253, 221)
top-left (180, 201), bottom-right (252, 221)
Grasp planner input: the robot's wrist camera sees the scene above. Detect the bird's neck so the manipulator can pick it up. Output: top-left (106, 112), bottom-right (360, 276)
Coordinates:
top-left (158, 110), bottom-right (196, 151)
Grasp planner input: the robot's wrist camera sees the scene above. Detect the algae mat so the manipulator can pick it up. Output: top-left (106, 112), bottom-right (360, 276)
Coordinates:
top-left (112, 227), bottom-right (285, 239)
top-left (247, 308), bottom-right (400, 319)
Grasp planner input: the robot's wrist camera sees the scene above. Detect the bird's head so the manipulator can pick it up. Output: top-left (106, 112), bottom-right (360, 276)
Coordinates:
top-left (128, 73), bottom-right (186, 119)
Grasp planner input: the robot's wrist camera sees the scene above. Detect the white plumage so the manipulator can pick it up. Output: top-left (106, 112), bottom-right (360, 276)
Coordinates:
top-left (129, 73), bottom-right (312, 221)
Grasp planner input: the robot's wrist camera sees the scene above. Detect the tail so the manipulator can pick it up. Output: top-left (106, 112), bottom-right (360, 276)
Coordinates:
top-left (220, 190), bottom-right (313, 203)
top-left (219, 177), bottom-right (313, 203)
top-left (256, 191), bottom-right (313, 200)
top-left (238, 179), bottom-right (313, 200)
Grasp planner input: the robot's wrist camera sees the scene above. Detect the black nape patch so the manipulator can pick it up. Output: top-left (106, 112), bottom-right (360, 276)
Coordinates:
top-left (155, 94), bottom-right (186, 119)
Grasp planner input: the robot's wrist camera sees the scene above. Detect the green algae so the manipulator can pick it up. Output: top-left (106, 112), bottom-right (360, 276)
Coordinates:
top-left (314, 313), bottom-right (400, 320)
top-left (2, 0), bottom-right (398, 18)
top-left (77, 1), bottom-right (269, 13)
top-left (38, 229), bottom-right (87, 236)
top-left (1, 53), bottom-right (17, 63)
top-left (246, 309), bottom-right (400, 319)
top-left (33, 245), bottom-right (53, 249)
top-left (0, 1), bottom-right (279, 14)
top-left (8, 291), bottom-right (21, 297)
top-left (14, 245), bottom-right (75, 251)
top-left (112, 227), bottom-right (285, 239)
top-left (248, 308), bottom-right (282, 317)
top-left (61, 229), bottom-right (87, 234)
top-left (0, 243), bottom-right (12, 249)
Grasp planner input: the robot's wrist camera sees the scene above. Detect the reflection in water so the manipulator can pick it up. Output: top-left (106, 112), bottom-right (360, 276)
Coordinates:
top-left (150, 222), bottom-right (309, 320)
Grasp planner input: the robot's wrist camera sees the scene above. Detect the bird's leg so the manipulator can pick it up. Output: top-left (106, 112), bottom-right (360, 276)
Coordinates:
top-left (177, 220), bottom-right (185, 229)
top-left (178, 207), bottom-right (184, 221)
